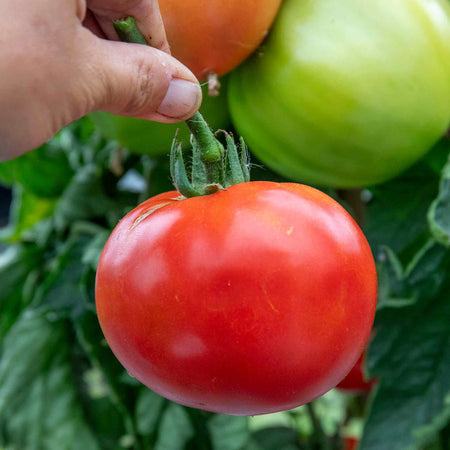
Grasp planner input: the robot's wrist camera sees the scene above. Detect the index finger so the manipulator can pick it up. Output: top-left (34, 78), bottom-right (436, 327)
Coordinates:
top-left (87, 0), bottom-right (170, 53)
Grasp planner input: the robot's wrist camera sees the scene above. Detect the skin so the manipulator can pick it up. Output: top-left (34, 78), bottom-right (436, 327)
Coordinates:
top-left (229, 0), bottom-right (450, 187)
top-left (0, 0), bottom-right (202, 160)
top-left (96, 181), bottom-right (377, 415)
top-left (90, 78), bottom-right (231, 155)
top-left (158, 0), bottom-right (283, 79)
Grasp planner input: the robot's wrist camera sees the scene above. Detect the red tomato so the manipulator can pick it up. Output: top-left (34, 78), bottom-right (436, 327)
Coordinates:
top-left (96, 182), bottom-right (377, 415)
top-left (337, 353), bottom-right (375, 394)
top-left (159, 0), bottom-right (282, 79)
top-left (343, 436), bottom-right (359, 450)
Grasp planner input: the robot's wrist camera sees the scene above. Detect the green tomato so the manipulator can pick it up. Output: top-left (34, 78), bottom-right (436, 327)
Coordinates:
top-left (91, 79), bottom-right (230, 155)
top-left (229, 0), bottom-right (450, 187)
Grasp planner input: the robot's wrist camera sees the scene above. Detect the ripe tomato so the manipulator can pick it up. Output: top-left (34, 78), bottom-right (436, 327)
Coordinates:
top-left (159, 0), bottom-right (282, 79)
top-left (336, 353), bottom-right (375, 394)
top-left (343, 436), bottom-right (359, 450)
top-left (229, 0), bottom-right (450, 188)
top-left (90, 81), bottom-right (230, 155)
top-left (96, 182), bottom-right (377, 415)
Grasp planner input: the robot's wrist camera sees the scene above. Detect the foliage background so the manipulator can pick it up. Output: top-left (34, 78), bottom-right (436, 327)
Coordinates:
top-left (0, 110), bottom-right (449, 449)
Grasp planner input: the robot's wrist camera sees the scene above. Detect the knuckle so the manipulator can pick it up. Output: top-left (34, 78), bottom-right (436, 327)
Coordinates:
top-left (124, 58), bottom-right (157, 114)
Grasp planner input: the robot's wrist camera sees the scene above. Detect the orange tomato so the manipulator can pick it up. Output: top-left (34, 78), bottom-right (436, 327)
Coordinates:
top-left (159, 0), bottom-right (282, 79)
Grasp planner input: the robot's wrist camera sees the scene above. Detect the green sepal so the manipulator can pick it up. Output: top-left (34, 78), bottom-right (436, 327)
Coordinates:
top-left (169, 134), bottom-right (178, 188)
top-left (224, 133), bottom-right (245, 187)
top-left (239, 137), bottom-right (251, 182)
top-left (191, 136), bottom-right (207, 192)
top-left (171, 142), bottom-right (203, 198)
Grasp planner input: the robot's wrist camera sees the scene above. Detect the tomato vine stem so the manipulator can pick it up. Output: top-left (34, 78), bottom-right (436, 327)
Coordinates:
top-left (113, 17), bottom-right (250, 198)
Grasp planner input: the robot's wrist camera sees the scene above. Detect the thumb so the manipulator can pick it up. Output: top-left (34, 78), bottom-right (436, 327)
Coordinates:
top-left (85, 36), bottom-right (202, 122)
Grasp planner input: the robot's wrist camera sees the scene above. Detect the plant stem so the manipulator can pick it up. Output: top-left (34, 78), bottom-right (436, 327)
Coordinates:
top-left (113, 17), bottom-right (229, 195)
top-left (337, 189), bottom-right (366, 226)
top-left (306, 402), bottom-right (331, 450)
top-left (185, 112), bottom-right (224, 185)
top-left (113, 17), bottom-right (147, 45)
top-left (440, 422), bottom-right (450, 450)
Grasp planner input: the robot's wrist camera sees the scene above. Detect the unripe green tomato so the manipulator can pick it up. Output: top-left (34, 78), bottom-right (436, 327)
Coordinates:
top-left (91, 79), bottom-right (230, 155)
top-left (229, 0), bottom-right (450, 187)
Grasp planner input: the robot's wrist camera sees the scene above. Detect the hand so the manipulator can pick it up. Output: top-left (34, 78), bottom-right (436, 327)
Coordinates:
top-left (0, 0), bottom-right (202, 160)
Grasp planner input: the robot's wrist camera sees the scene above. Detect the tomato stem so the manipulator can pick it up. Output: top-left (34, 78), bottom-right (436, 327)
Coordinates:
top-left (113, 17), bottom-right (251, 198)
top-left (113, 17), bottom-right (147, 45)
top-left (185, 112), bottom-right (224, 187)
top-left (306, 402), bottom-right (332, 450)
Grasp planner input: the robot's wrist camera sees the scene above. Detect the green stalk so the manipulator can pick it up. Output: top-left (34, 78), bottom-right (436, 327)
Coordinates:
top-left (306, 402), bottom-right (332, 450)
top-left (113, 17), bottom-right (147, 45)
top-left (112, 16), bottom-right (249, 198)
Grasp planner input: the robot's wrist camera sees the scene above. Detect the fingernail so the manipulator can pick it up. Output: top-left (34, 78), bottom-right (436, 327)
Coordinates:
top-left (157, 78), bottom-right (201, 119)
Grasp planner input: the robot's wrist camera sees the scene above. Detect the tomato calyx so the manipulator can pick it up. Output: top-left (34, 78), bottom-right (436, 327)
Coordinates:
top-left (171, 112), bottom-right (250, 197)
top-left (114, 17), bottom-right (250, 198)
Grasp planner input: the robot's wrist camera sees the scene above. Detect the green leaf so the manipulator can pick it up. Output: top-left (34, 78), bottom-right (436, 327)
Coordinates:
top-left (53, 164), bottom-right (113, 229)
top-left (34, 231), bottom-right (103, 317)
top-left (365, 162), bottom-right (439, 255)
top-left (154, 404), bottom-right (194, 450)
top-left (0, 310), bottom-right (100, 450)
top-left (0, 185), bottom-right (56, 243)
top-left (74, 310), bottom-right (136, 445)
top-left (249, 427), bottom-right (302, 450)
top-left (0, 158), bottom-right (17, 186)
top-left (208, 414), bottom-right (250, 450)
top-left (81, 230), bottom-right (110, 270)
top-left (53, 164), bottom-right (135, 230)
top-left (136, 389), bottom-right (166, 436)
top-left (0, 244), bottom-right (42, 339)
top-left (6, 141), bottom-right (74, 198)
top-left (362, 243), bottom-right (450, 450)
top-left (376, 240), bottom-right (449, 310)
top-left (428, 153), bottom-right (450, 246)
top-left (423, 136), bottom-right (450, 175)
top-left (362, 294), bottom-right (450, 450)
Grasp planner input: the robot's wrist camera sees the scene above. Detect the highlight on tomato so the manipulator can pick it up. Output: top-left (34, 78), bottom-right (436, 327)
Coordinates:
top-left (95, 112), bottom-right (378, 416)
top-left (229, 0), bottom-right (450, 188)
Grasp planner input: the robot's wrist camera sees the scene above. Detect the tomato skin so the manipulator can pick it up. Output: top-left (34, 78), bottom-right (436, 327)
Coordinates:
top-left (229, 0), bottom-right (450, 188)
top-left (159, 0), bottom-right (282, 79)
top-left (90, 81), bottom-right (230, 155)
top-left (336, 353), bottom-right (375, 394)
top-left (95, 182), bottom-right (377, 415)
top-left (343, 436), bottom-right (359, 450)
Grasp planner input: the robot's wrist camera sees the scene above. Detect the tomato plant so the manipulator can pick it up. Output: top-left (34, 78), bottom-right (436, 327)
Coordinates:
top-left (95, 114), bottom-right (377, 416)
top-left (90, 80), bottom-right (230, 155)
top-left (229, 0), bottom-right (450, 187)
top-left (159, 0), bottom-right (282, 80)
top-left (0, 140), bottom-right (73, 198)
top-left (2, 121), bottom-right (450, 450)
top-left (4, 10), bottom-right (450, 450)
top-left (336, 353), bottom-right (375, 394)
